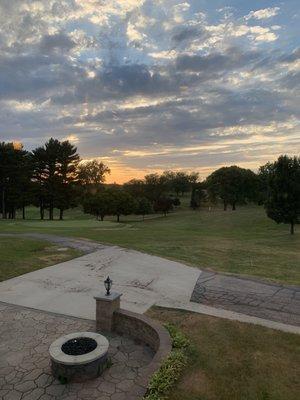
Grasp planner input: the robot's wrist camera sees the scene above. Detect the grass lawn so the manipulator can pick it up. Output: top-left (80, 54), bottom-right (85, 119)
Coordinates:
top-left (0, 237), bottom-right (82, 281)
top-left (148, 306), bottom-right (300, 400)
top-left (0, 203), bottom-right (299, 285)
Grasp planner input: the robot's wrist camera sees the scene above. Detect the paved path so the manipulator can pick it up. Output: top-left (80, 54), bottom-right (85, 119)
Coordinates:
top-left (0, 302), bottom-right (153, 400)
top-left (0, 233), bottom-right (299, 333)
top-left (191, 272), bottom-right (300, 326)
top-left (0, 233), bottom-right (200, 315)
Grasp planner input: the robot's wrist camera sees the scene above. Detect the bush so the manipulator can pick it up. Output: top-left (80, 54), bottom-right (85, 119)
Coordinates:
top-left (144, 324), bottom-right (189, 400)
top-left (164, 323), bottom-right (189, 349)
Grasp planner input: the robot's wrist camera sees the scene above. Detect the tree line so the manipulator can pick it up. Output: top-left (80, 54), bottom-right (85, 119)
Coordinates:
top-left (0, 139), bottom-right (299, 233)
top-left (0, 139), bottom-right (110, 221)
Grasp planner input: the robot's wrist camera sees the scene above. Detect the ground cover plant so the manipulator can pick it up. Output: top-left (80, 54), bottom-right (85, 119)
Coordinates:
top-left (144, 323), bottom-right (190, 400)
top-left (147, 307), bottom-right (300, 400)
top-left (0, 204), bottom-right (299, 285)
top-left (0, 236), bottom-right (81, 281)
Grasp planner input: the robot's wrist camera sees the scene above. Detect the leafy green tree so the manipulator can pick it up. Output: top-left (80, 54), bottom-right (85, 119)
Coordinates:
top-left (123, 179), bottom-right (145, 198)
top-left (135, 197), bottom-right (152, 220)
top-left (109, 189), bottom-right (137, 222)
top-left (144, 173), bottom-right (169, 202)
top-left (206, 166), bottom-right (258, 210)
top-left (163, 171), bottom-right (199, 196)
top-left (262, 155), bottom-right (300, 234)
top-left (153, 197), bottom-right (174, 216)
top-left (82, 191), bottom-right (113, 221)
top-left (77, 160), bottom-right (110, 193)
top-left (190, 182), bottom-right (206, 210)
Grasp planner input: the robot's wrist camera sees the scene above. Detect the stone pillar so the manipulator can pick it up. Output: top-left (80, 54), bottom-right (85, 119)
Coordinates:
top-left (94, 292), bottom-right (122, 332)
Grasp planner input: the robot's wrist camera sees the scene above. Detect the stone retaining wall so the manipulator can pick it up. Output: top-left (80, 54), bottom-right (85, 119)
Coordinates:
top-left (113, 309), bottom-right (172, 398)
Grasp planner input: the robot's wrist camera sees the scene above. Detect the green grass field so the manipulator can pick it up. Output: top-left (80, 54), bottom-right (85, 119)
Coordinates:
top-left (148, 306), bottom-right (300, 400)
top-left (0, 237), bottom-right (82, 281)
top-left (0, 203), bottom-right (299, 285)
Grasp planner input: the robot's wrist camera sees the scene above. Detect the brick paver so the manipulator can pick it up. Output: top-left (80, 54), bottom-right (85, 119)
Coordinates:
top-left (191, 272), bottom-right (300, 326)
top-left (0, 303), bottom-right (154, 400)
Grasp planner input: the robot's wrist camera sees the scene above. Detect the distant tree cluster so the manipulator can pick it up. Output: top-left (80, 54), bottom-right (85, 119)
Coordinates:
top-left (1, 140), bottom-right (299, 233)
top-left (82, 188), bottom-right (145, 222)
top-left (0, 139), bottom-right (110, 220)
top-left (204, 158), bottom-right (300, 234)
top-left (205, 166), bottom-right (258, 211)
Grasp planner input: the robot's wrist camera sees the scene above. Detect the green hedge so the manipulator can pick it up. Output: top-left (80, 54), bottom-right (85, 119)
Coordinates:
top-left (144, 324), bottom-right (190, 400)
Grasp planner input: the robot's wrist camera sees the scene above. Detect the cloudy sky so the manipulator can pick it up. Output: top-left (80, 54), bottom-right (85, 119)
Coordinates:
top-left (0, 0), bottom-right (299, 182)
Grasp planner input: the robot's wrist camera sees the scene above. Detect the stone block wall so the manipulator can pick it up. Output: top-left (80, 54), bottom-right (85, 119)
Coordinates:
top-left (113, 308), bottom-right (172, 398)
top-left (94, 294), bottom-right (172, 398)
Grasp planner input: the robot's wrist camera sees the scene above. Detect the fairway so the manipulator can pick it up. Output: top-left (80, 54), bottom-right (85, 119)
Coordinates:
top-left (0, 204), bottom-right (299, 285)
top-left (148, 307), bottom-right (300, 400)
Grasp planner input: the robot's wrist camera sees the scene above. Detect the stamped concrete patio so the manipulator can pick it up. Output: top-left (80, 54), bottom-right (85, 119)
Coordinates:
top-left (0, 302), bottom-right (154, 400)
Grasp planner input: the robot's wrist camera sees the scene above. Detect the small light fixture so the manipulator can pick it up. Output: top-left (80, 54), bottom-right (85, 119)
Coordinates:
top-left (104, 276), bottom-right (112, 296)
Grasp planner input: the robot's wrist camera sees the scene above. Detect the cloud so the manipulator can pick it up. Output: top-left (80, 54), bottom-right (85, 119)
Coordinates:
top-left (0, 0), bottom-right (299, 182)
top-left (175, 47), bottom-right (261, 74)
top-left (171, 26), bottom-right (209, 43)
top-left (244, 7), bottom-right (280, 21)
top-left (39, 32), bottom-right (76, 53)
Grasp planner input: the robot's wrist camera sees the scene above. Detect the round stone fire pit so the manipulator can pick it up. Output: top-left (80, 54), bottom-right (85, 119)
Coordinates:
top-left (49, 332), bottom-right (109, 383)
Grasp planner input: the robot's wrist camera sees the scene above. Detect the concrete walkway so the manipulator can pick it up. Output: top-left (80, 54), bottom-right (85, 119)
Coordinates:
top-left (0, 233), bottom-right (299, 334)
top-left (0, 234), bottom-right (200, 315)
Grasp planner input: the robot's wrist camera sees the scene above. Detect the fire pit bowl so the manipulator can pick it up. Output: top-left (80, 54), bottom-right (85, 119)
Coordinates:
top-left (49, 331), bottom-right (109, 383)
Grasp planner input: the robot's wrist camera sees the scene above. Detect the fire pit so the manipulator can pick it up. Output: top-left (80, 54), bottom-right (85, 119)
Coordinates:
top-left (49, 331), bottom-right (109, 383)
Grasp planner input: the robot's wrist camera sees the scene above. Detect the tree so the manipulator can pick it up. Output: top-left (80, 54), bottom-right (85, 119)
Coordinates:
top-left (82, 191), bottom-right (113, 221)
top-left (190, 182), bottom-right (206, 210)
top-left (10, 150), bottom-right (33, 219)
top-left (32, 138), bottom-right (80, 220)
top-left (163, 171), bottom-right (199, 196)
top-left (206, 166), bottom-right (258, 210)
top-left (144, 173), bottom-right (169, 202)
top-left (110, 189), bottom-right (137, 222)
top-left (135, 197), bottom-right (152, 220)
top-left (41, 138), bottom-right (61, 220)
top-left (31, 146), bottom-right (47, 220)
top-left (153, 197), bottom-right (174, 216)
top-left (77, 160), bottom-right (110, 193)
top-left (262, 155), bottom-right (300, 234)
top-left (0, 142), bottom-right (32, 219)
top-left (55, 140), bottom-right (80, 220)
top-left (123, 179), bottom-right (145, 198)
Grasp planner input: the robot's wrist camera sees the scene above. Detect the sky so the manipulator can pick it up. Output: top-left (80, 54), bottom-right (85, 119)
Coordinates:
top-left (0, 0), bottom-right (299, 183)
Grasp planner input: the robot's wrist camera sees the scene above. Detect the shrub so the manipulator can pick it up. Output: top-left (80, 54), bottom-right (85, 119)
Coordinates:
top-left (144, 324), bottom-right (189, 400)
top-left (164, 323), bottom-right (190, 349)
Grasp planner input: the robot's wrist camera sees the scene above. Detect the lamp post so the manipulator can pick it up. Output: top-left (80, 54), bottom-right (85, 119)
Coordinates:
top-left (104, 276), bottom-right (112, 296)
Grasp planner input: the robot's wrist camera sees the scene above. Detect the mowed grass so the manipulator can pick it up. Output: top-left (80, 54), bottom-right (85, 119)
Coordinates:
top-left (0, 204), bottom-right (299, 285)
top-left (0, 237), bottom-right (82, 281)
top-left (148, 306), bottom-right (300, 400)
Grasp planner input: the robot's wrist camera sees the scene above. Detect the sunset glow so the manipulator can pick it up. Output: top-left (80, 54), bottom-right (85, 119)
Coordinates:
top-left (1, 0), bottom-right (299, 183)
